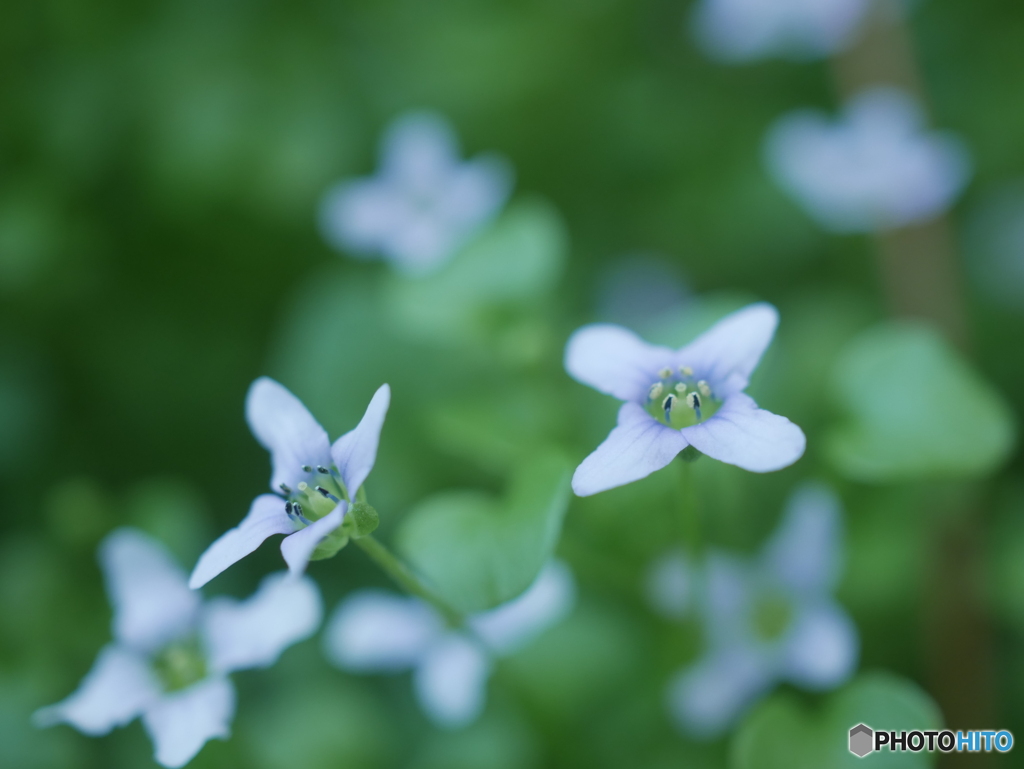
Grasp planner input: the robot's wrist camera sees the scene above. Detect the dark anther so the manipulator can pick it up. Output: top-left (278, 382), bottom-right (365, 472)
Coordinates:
top-left (280, 483), bottom-right (292, 494)
top-left (315, 486), bottom-right (331, 498)
top-left (301, 465), bottom-right (312, 473)
top-left (692, 393), bottom-right (701, 410)
top-left (293, 501), bottom-right (303, 517)
top-left (285, 501), bottom-right (294, 515)
top-left (316, 465), bottom-right (329, 474)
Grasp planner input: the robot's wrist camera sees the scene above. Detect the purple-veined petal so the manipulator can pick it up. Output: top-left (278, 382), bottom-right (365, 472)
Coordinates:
top-left (280, 504), bottom-right (346, 577)
top-left (675, 303), bottom-right (778, 396)
top-left (414, 633), bottom-right (492, 728)
top-left (572, 402), bottom-right (689, 496)
top-left (762, 482), bottom-right (843, 595)
top-left (101, 529), bottom-right (200, 652)
top-left (666, 646), bottom-right (775, 738)
top-left (246, 377), bottom-right (333, 494)
top-left (323, 590), bottom-right (442, 672)
top-left (33, 645), bottom-right (159, 735)
top-left (782, 602), bottom-right (858, 690)
top-left (471, 561), bottom-right (575, 656)
top-left (141, 677), bottom-right (235, 769)
top-left (681, 393), bottom-right (805, 473)
top-left (189, 495), bottom-right (296, 590)
top-left (202, 573), bottom-right (322, 675)
top-left (330, 384), bottom-right (390, 498)
top-left (565, 324), bottom-right (675, 403)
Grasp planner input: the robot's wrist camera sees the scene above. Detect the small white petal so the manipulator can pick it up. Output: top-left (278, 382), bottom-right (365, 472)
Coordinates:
top-left (101, 529), bottom-right (200, 652)
top-left (33, 645), bottom-right (159, 735)
top-left (203, 573), bottom-right (322, 674)
top-left (666, 647), bottom-right (774, 738)
top-left (572, 402), bottom-right (689, 496)
top-left (414, 634), bottom-right (492, 728)
top-left (142, 677), bottom-right (235, 769)
top-left (674, 303), bottom-right (779, 397)
top-left (189, 495), bottom-right (296, 590)
top-left (320, 178), bottom-right (403, 257)
top-left (681, 393), bottom-right (806, 473)
top-left (702, 553), bottom-right (753, 640)
top-left (782, 602), bottom-right (859, 690)
top-left (565, 323), bottom-right (675, 403)
top-left (245, 377), bottom-right (333, 494)
top-left (323, 590), bottom-right (443, 672)
top-left (471, 561), bottom-right (575, 656)
top-left (330, 384), bottom-right (390, 498)
top-left (279, 504), bottom-right (346, 577)
top-left (381, 112), bottom-right (461, 191)
top-left (762, 482), bottom-right (844, 594)
top-left (645, 550), bottom-right (694, 620)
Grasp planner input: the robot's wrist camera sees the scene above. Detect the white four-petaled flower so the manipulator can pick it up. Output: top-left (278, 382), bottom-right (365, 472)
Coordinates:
top-left (765, 87), bottom-right (971, 233)
top-left (565, 303), bottom-right (805, 496)
top-left (322, 562), bottom-right (575, 728)
top-left (34, 529), bottom-right (322, 767)
top-left (691, 0), bottom-right (872, 62)
top-left (648, 483), bottom-right (858, 737)
top-left (189, 377), bottom-right (390, 589)
top-left (319, 111), bottom-right (513, 276)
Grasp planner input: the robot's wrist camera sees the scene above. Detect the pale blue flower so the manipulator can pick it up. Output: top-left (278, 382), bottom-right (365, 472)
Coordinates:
top-left (189, 377), bottom-right (390, 589)
top-left (319, 111), bottom-right (513, 276)
top-left (692, 0), bottom-right (871, 62)
top-left (323, 561), bottom-right (575, 728)
top-left (34, 529), bottom-right (321, 768)
top-left (648, 484), bottom-right (858, 737)
top-left (565, 303), bottom-right (805, 496)
top-left (765, 87), bottom-right (971, 232)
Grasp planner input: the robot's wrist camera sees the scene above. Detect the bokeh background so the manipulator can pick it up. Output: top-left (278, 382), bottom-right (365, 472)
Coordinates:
top-left (3, 0), bottom-right (1024, 767)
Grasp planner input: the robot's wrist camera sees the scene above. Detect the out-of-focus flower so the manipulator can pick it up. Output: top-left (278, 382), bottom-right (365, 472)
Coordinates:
top-left (565, 303), bottom-right (805, 496)
top-left (34, 529), bottom-right (321, 767)
top-left (189, 377), bottom-right (390, 589)
top-left (765, 88), bottom-right (971, 232)
top-left (596, 254), bottom-right (691, 329)
top-left (691, 0), bottom-right (871, 62)
top-left (323, 561), bottom-right (575, 728)
top-left (649, 483), bottom-right (857, 737)
top-left (319, 112), bottom-right (513, 276)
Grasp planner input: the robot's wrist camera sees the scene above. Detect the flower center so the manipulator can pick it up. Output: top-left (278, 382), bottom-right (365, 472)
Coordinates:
top-left (278, 466), bottom-right (349, 526)
top-left (644, 367), bottom-right (721, 429)
top-left (751, 592), bottom-right (793, 643)
top-left (152, 637), bottom-right (207, 692)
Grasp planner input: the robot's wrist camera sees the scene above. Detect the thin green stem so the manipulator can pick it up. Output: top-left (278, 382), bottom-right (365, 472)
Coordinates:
top-left (677, 458), bottom-right (702, 564)
top-left (354, 535), bottom-right (464, 626)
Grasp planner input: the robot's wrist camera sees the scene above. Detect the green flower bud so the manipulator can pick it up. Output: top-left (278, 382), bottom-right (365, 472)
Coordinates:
top-left (343, 501), bottom-right (380, 539)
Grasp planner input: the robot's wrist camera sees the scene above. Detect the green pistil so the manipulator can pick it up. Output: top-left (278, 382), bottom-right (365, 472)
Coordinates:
top-left (645, 372), bottom-right (719, 429)
top-left (152, 638), bottom-right (207, 692)
top-left (751, 593), bottom-right (793, 642)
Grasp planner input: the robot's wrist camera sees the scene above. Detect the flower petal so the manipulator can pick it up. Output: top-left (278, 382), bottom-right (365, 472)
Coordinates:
top-left (675, 303), bottom-right (778, 396)
top-left (414, 634), bottom-right (492, 728)
top-left (141, 677), bottom-right (235, 769)
top-left (471, 561), bottom-right (575, 656)
top-left (33, 645), bottom-right (159, 736)
top-left (762, 482), bottom-right (844, 594)
top-left (246, 377), bottom-right (333, 494)
top-left (565, 324), bottom-right (675, 403)
top-left (202, 573), bottom-right (322, 675)
top-left (189, 495), bottom-right (296, 590)
top-left (330, 384), bottom-right (390, 498)
top-left (681, 393), bottom-right (805, 472)
top-left (279, 504), bottom-right (346, 577)
top-left (572, 402), bottom-right (689, 496)
top-left (322, 590), bottom-right (442, 672)
top-left (381, 112), bottom-right (460, 191)
top-left (666, 647), bottom-right (774, 738)
top-left (782, 602), bottom-right (859, 690)
top-left (101, 529), bottom-right (200, 652)
top-left (645, 549), bottom-right (694, 621)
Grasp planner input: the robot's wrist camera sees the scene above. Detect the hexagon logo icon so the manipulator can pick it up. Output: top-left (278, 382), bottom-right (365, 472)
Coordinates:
top-left (849, 724), bottom-right (874, 758)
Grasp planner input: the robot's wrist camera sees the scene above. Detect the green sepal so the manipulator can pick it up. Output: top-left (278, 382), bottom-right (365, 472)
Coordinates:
top-left (343, 501), bottom-right (379, 539)
top-left (310, 527), bottom-right (349, 561)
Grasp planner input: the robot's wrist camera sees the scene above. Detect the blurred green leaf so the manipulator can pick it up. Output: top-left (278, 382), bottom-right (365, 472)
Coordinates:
top-left (731, 673), bottom-right (942, 769)
top-left (826, 323), bottom-right (1016, 482)
top-left (396, 450), bottom-right (571, 613)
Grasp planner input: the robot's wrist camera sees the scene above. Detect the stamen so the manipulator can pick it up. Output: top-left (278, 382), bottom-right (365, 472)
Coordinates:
top-left (685, 392), bottom-right (702, 421)
top-left (679, 366), bottom-right (693, 377)
top-left (292, 502), bottom-right (312, 526)
top-left (674, 383), bottom-right (687, 394)
top-left (697, 380), bottom-right (711, 397)
top-left (285, 501), bottom-right (294, 516)
top-left (316, 486), bottom-right (341, 504)
top-left (662, 393), bottom-right (675, 419)
top-left (649, 382), bottom-right (664, 400)
top-left (301, 465), bottom-right (312, 473)
top-left (316, 465), bottom-right (329, 474)
top-left (658, 367), bottom-right (673, 379)
top-left (279, 483), bottom-right (292, 495)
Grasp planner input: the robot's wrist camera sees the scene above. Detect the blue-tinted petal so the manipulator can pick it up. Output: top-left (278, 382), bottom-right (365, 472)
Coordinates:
top-left (141, 676), bottom-right (235, 768)
top-left (782, 602), bottom-right (859, 690)
top-left (414, 633), bottom-right (492, 728)
top-left (565, 324), bottom-right (675, 403)
top-left (762, 482), bottom-right (843, 594)
top-left (681, 393), bottom-right (805, 472)
top-left (279, 504), bottom-right (345, 577)
top-left (645, 549), bottom-right (695, 621)
top-left (572, 402), bottom-right (689, 496)
top-left (330, 384), bottom-right (390, 498)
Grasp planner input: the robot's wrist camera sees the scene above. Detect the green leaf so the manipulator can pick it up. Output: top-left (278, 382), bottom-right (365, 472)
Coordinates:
top-left (826, 322), bottom-right (1016, 482)
top-left (384, 197), bottom-right (568, 349)
top-left (731, 673), bottom-right (942, 769)
top-left (396, 450), bottom-right (571, 613)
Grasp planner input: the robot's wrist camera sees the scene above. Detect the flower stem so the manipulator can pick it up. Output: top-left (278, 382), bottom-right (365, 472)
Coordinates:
top-left (354, 535), bottom-right (464, 626)
top-left (677, 457), bottom-right (703, 564)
